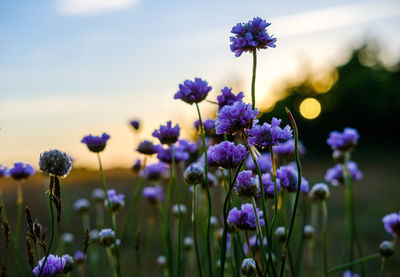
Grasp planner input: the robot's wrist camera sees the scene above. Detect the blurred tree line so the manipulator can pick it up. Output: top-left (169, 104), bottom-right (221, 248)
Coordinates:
top-left (260, 44), bottom-right (400, 152)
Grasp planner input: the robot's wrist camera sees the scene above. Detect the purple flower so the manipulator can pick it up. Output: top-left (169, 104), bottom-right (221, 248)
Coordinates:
top-left (382, 211), bottom-right (400, 237)
top-left (247, 118), bottom-right (292, 148)
top-left (33, 254), bottom-right (66, 276)
top-left (194, 119), bottom-right (216, 136)
top-left (105, 189), bottom-right (125, 212)
top-left (234, 170), bottom-right (259, 198)
top-left (142, 186), bottom-right (164, 204)
top-left (257, 173), bottom-right (281, 198)
top-left (327, 127), bottom-right (359, 151)
top-left (81, 133), bottom-right (110, 153)
top-left (39, 149), bottom-right (72, 178)
top-left (227, 203), bottom-right (264, 231)
top-left (325, 162), bottom-right (363, 186)
top-left (216, 101), bottom-right (258, 135)
top-left (136, 140), bottom-right (157, 155)
top-left (230, 17), bottom-right (277, 57)
top-left (243, 234), bottom-right (267, 255)
top-left (143, 162), bottom-right (168, 181)
top-left (131, 159), bottom-right (141, 173)
top-left (73, 198), bottom-right (90, 214)
top-left (174, 78), bottom-right (212, 104)
top-left (74, 250), bottom-right (85, 264)
top-left (178, 139), bottom-right (197, 154)
top-left (208, 141), bottom-right (247, 169)
top-left (130, 120), bottom-right (140, 130)
top-left (152, 121), bottom-right (180, 145)
top-left (9, 162), bottom-right (35, 180)
top-left (245, 153), bottom-right (272, 173)
top-left (217, 87), bottom-right (244, 111)
top-left (274, 139), bottom-right (306, 159)
top-left (342, 270), bottom-right (360, 277)
top-left (0, 165), bottom-right (9, 178)
top-left (277, 165), bottom-right (308, 193)
top-left (155, 145), bottom-right (189, 164)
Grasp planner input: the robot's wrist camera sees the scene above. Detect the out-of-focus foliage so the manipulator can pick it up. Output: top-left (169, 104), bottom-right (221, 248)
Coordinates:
top-left (261, 44), bottom-right (400, 150)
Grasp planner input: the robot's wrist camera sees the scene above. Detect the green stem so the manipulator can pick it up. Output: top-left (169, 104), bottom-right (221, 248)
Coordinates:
top-left (220, 170), bottom-right (233, 277)
top-left (279, 107), bottom-right (303, 277)
top-left (251, 196), bottom-right (268, 269)
top-left (380, 257), bottom-right (386, 277)
top-left (251, 50), bottom-right (257, 110)
top-left (245, 230), bottom-right (253, 257)
top-left (195, 103), bottom-right (213, 277)
top-left (171, 145), bottom-right (182, 277)
top-left (106, 247), bottom-right (118, 277)
top-left (97, 153), bottom-right (122, 277)
top-left (15, 182), bottom-right (23, 250)
top-left (327, 253), bottom-right (380, 275)
top-left (39, 176), bottom-right (56, 277)
top-left (322, 201), bottom-right (328, 276)
top-left (192, 185), bottom-right (203, 277)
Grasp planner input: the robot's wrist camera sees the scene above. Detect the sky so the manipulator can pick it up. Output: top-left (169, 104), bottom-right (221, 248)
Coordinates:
top-left (1, 0), bottom-right (400, 169)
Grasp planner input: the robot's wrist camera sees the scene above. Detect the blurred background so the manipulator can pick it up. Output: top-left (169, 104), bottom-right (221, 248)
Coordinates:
top-left (1, 0), bottom-right (400, 276)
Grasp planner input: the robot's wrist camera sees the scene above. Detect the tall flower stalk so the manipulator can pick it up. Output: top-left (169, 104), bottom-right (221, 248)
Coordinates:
top-left (191, 185), bottom-right (203, 277)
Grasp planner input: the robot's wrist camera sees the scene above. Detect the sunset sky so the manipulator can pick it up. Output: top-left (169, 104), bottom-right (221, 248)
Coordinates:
top-left (1, 0), bottom-right (399, 169)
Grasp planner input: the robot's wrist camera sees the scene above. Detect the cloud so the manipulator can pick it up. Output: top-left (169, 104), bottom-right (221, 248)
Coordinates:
top-left (56, 0), bottom-right (140, 15)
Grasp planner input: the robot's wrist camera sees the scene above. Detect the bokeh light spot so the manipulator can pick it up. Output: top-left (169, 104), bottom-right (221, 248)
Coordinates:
top-left (300, 98), bottom-right (321, 119)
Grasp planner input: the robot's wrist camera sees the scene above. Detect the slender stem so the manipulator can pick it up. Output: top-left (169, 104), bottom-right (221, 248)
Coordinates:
top-left (327, 253), bottom-right (380, 275)
top-left (245, 231), bottom-right (253, 257)
top-left (39, 176), bottom-right (56, 277)
top-left (97, 153), bottom-right (122, 277)
top-left (195, 103), bottom-right (213, 277)
top-left (15, 182), bottom-right (23, 250)
top-left (192, 185), bottom-right (203, 277)
top-left (380, 257), bottom-right (386, 277)
top-left (106, 247), bottom-right (118, 277)
top-left (251, 50), bottom-right (257, 110)
top-left (165, 168), bottom-right (174, 276)
top-left (171, 145), bottom-right (182, 277)
top-left (121, 177), bottom-right (143, 239)
top-left (322, 201), bottom-right (328, 276)
top-left (220, 170), bottom-right (233, 277)
top-left (251, 196), bottom-right (268, 269)
top-left (279, 107), bottom-right (303, 277)
top-left (268, 146), bottom-right (278, 277)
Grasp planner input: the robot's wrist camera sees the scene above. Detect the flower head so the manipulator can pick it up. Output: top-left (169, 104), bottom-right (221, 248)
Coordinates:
top-left (342, 271), bottom-right (360, 277)
top-left (152, 121), bottom-right (180, 145)
top-left (9, 162), bottom-right (35, 180)
top-left (39, 149), bottom-right (72, 178)
top-left (33, 254), bottom-right (66, 276)
top-left (74, 250), bottom-right (85, 265)
top-left (217, 87), bottom-right (244, 111)
top-left (62, 254), bottom-right (74, 273)
top-left (142, 186), bottom-right (164, 204)
top-left (130, 120), bottom-right (140, 130)
top-left (227, 203), bottom-right (264, 231)
top-left (277, 166), bottom-right (298, 193)
top-left (325, 161), bottom-right (363, 186)
top-left (143, 162), bottom-right (168, 181)
top-left (174, 78), bottom-right (212, 104)
top-left (155, 144), bottom-right (189, 164)
top-left (274, 139), bottom-right (306, 160)
top-left (0, 165), bottom-right (9, 178)
top-left (172, 204), bottom-right (187, 216)
top-left (194, 119), bottom-right (216, 136)
top-left (230, 17), bottom-right (277, 57)
top-left (178, 139), bottom-right (197, 154)
top-left (208, 141), bottom-right (247, 169)
top-left (247, 118), bottom-right (292, 148)
top-left (245, 153), bottom-right (272, 173)
top-left (382, 211), bottom-right (400, 237)
top-left (105, 189), bottom-right (125, 212)
top-left (81, 133), bottom-right (110, 153)
top-left (327, 127), bottom-right (359, 151)
top-left (73, 198), bottom-right (90, 215)
top-left (216, 101), bottom-right (258, 135)
top-left (91, 188), bottom-right (105, 203)
top-left (234, 170), bottom-right (259, 198)
top-left (61, 233), bottom-right (74, 244)
top-left (136, 140), bottom-right (157, 155)
top-left (258, 173), bottom-right (281, 198)
top-left (241, 258), bottom-right (257, 276)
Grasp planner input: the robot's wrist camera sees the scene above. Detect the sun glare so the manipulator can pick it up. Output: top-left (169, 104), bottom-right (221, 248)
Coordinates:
top-left (299, 98), bottom-right (321, 119)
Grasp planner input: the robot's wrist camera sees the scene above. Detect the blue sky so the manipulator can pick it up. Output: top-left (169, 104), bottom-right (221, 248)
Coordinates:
top-left (1, 0), bottom-right (399, 169)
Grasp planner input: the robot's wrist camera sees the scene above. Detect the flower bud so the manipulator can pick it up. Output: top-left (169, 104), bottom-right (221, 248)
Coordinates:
top-left (274, 226), bottom-right (287, 244)
top-left (73, 199), bottom-right (90, 215)
top-left (379, 241), bottom-right (395, 257)
top-left (61, 232), bottom-right (74, 245)
top-left (157, 256), bottom-right (167, 268)
top-left (172, 204), bottom-right (187, 217)
top-left (241, 258), bottom-right (257, 276)
top-left (91, 188), bottom-right (105, 203)
top-left (309, 183), bottom-right (330, 202)
top-left (39, 149), bottom-right (73, 178)
top-left (184, 163), bottom-right (204, 185)
top-left (210, 216), bottom-right (219, 229)
top-left (183, 237), bottom-right (194, 251)
top-left (98, 228), bottom-right (116, 247)
top-left (89, 229), bottom-right (99, 243)
top-left (303, 225), bottom-right (315, 240)
top-left (62, 254), bottom-right (74, 273)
